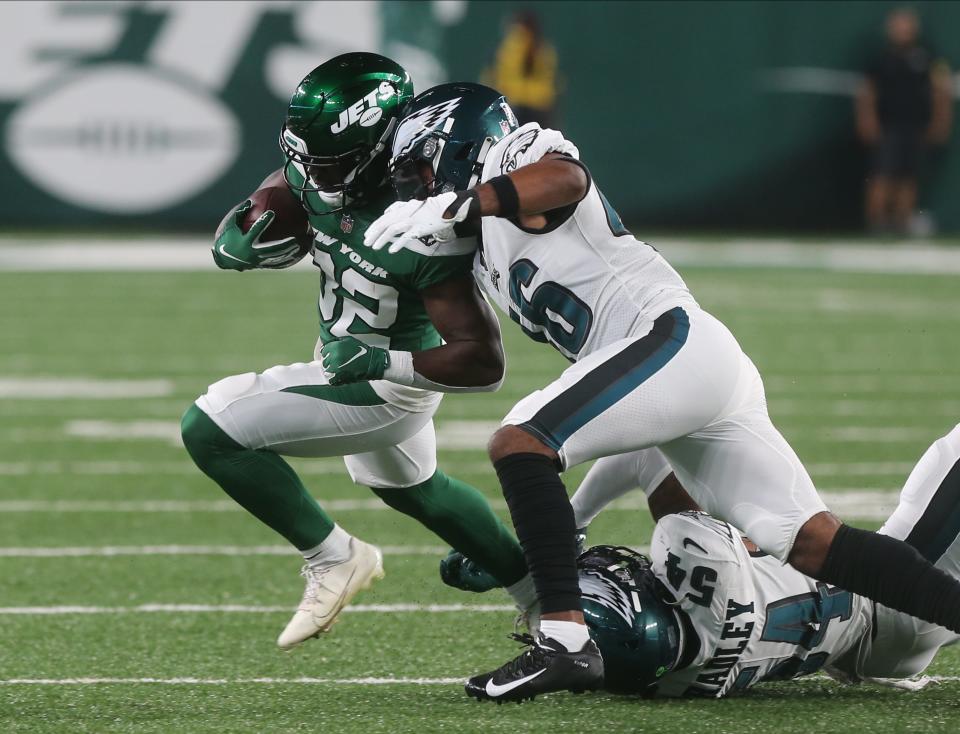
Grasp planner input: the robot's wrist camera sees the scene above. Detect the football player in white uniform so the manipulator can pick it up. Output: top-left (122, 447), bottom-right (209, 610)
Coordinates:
top-left (358, 82), bottom-right (960, 701)
top-left (572, 423), bottom-right (960, 696)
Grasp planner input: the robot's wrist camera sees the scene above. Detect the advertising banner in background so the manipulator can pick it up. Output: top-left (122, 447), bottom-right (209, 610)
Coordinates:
top-left (1, 0), bottom-right (958, 233)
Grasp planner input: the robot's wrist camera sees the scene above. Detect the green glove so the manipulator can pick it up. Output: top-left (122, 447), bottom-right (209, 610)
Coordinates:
top-left (439, 549), bottom-right (502, 593)
top-left (320, 336), bottom-right (390, 386)
top-left (212, 200), bottom-right (305, 271)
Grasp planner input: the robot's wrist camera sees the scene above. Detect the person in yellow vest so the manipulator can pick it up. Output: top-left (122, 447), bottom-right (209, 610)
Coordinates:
top-left (483, 10), bottom-right (559, 128)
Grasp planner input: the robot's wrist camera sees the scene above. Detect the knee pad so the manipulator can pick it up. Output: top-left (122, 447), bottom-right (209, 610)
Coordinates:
top-left (196, 372), bottom-right (258, 414)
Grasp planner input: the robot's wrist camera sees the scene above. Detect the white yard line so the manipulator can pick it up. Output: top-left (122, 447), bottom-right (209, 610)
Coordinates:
top-left (59, 419), bottom-right (500, 450)
top-left (0, 459), bottom-right (917, 481)
top-left (766, 375), bottom-right (960, 393)
top-left (823, 427), bottom-right (935, 442)
top-left (0, 677), bottom-right (466, 685)
top-left (0, 603), bottom-right (514, 615)
top-left (0, 544), bottom-right (447, 558)
top-left (0, 459), bottom-right (498, 477)
top-left (4, 239), bottom-right (960, 274)
top-left (0, 544), bottom-right (657, 560)
top-left (43, 418), bottom-right (949, 450)
top-left (805, 462), bottom-right (915, 476)
top-left (0, 491), bottom-right (900, 521)
top-left (0, 378), bottom-right (174, 399)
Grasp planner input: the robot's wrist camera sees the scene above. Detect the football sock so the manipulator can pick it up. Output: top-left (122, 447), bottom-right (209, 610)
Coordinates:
top-left (496, 453), bottom-right (581, 615)
top-left (505, 573), bottom-right (538, 611)
top-left (180, 404), bottom-right (334, 549)
top-left (370, 470), bottom-right (527, 587)
top-left (301, 524), bottom-right (353, 569)
top-left (819, 524), bottom-right (960, 633)
top-left (540, 619), bottom-right (591, 652)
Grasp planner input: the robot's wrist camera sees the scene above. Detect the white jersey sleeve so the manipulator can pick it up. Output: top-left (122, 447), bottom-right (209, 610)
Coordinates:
top-left (649, 512), bottom-right (874, 698)
top-left (472, 124), bottom-right (697, 362)
top-left (482, 123), bottom-right (580, 177)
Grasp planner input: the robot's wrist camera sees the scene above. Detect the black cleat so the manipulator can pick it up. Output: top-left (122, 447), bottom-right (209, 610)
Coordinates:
top-left (465, 633), bottom-right (604, 703)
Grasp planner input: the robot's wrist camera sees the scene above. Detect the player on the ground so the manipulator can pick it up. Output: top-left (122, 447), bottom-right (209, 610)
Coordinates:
top-left (356, 81), bottom-right (960, 701)
top-left (566, 423), bottom-right (960, 696)
top-left (446, 428), bottom-right (960, 695)
top-left (180, 54), bottom-right (534, 650)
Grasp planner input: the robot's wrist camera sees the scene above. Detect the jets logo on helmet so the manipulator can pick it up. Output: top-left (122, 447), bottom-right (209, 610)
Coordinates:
top-left (279, 52), bottom-right (413, 215)
top-left (330, 81), bottom-right (396, 134)
top-left (392, 97), bottom-right (463, 156)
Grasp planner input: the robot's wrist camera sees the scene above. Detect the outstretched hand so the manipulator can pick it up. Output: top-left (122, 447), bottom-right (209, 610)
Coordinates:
top-left (363, 192), bottom-right (475, 254)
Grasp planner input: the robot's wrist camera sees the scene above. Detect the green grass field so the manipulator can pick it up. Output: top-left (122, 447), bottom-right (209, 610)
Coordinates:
top-left (2, 253), bottom-right (960, 732)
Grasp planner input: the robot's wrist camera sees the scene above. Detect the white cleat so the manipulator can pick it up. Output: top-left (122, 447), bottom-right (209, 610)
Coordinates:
top-left (276, 538), bottom-right (384, 650)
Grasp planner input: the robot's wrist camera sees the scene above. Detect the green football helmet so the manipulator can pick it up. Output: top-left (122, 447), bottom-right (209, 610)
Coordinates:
top-left (279, 52), bottom-right (413, 215)
top-left (388, 82), bottom-right (518, 201)
top-left (578, 545), bottom-right (685, 694)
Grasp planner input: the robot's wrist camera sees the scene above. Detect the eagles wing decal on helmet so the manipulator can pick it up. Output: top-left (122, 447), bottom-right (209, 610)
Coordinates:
top-left (392, 97), bottom-right (463, 156)
top-left (579, 570), bottom-right (635, 625)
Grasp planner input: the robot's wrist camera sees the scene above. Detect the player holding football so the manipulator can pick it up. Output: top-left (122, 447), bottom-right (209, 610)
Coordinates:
top-left (568, 423), bottom-right (960, 696)
top-left (356, 82), bottom-right (960, 701)
top-left (180, 54), bottom-right (534, 650)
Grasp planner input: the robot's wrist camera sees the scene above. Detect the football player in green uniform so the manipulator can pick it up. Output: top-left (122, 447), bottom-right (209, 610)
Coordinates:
top-left (180, 53), bottom-right (533, 649)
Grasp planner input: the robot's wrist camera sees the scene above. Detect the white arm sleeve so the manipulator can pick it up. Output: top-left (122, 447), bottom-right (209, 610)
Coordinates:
top-left (570, 448), bottom-right (673, 528)
top-left (382, 350), bottom-right (503, 393)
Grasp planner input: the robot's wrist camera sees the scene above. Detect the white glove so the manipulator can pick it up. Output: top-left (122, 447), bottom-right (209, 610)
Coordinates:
top-left (364, 192), bottom-right (476, 254)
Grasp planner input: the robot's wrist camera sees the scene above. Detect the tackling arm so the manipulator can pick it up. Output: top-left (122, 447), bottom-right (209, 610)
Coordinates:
top-left (365, 154), bottom-right (590, 252)
top-left (468, 152), bottom-right (589, 221)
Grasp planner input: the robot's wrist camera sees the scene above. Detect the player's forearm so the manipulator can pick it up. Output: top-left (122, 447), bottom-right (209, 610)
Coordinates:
top-left (474, 158), bottom-right (588, 217)
top-left (384, 341), bottom-right (504, 393)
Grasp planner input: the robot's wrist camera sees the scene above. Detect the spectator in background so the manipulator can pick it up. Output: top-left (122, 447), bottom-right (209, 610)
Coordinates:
top-left (855, 7), bottom-right (952, 236)
top-left (483, 10), bottom-right (559, 128)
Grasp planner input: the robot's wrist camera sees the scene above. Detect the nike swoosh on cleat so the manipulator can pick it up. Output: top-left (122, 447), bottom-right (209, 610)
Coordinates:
top-left (338, 345), bottom-right (369, 368)
top-left (484, 668), bottom-right (546, 698)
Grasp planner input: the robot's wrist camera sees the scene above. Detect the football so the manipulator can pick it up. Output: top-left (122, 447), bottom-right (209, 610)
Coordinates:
top-left (241, 185), bottom-right (313, 254)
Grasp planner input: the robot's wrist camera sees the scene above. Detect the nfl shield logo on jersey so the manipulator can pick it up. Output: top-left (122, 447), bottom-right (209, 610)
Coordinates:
top-left (340, 214), bottom-right (354, 233)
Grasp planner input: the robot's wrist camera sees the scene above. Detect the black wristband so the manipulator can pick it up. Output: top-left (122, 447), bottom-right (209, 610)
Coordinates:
top-left (487, 175), bottom-right (520, 219)
top-left (448, 189), bottom-right (480, 223)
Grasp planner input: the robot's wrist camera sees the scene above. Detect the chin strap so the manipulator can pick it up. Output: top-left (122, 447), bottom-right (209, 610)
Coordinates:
top-left (349, 117), bottom-right (398, 191)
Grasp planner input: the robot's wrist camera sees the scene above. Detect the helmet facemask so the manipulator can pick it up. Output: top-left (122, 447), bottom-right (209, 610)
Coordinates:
top-left (280, 118), bottom-right (397, 215)
top-left (388, 106), bottom-right (500, 203)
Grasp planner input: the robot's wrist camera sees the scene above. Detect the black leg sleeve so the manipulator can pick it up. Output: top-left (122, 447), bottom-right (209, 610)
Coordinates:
top-left (819, 524), bottom-right (960, 633)
top-left (496, 453), bottom-right (580, 614)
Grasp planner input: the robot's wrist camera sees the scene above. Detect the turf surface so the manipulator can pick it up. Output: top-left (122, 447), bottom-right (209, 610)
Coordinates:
top-left (2, 258), bottom-right (960, 732)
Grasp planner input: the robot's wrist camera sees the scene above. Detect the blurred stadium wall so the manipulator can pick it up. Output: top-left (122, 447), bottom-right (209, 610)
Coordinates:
top-left (1, 0), bottom-right (958, 232)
